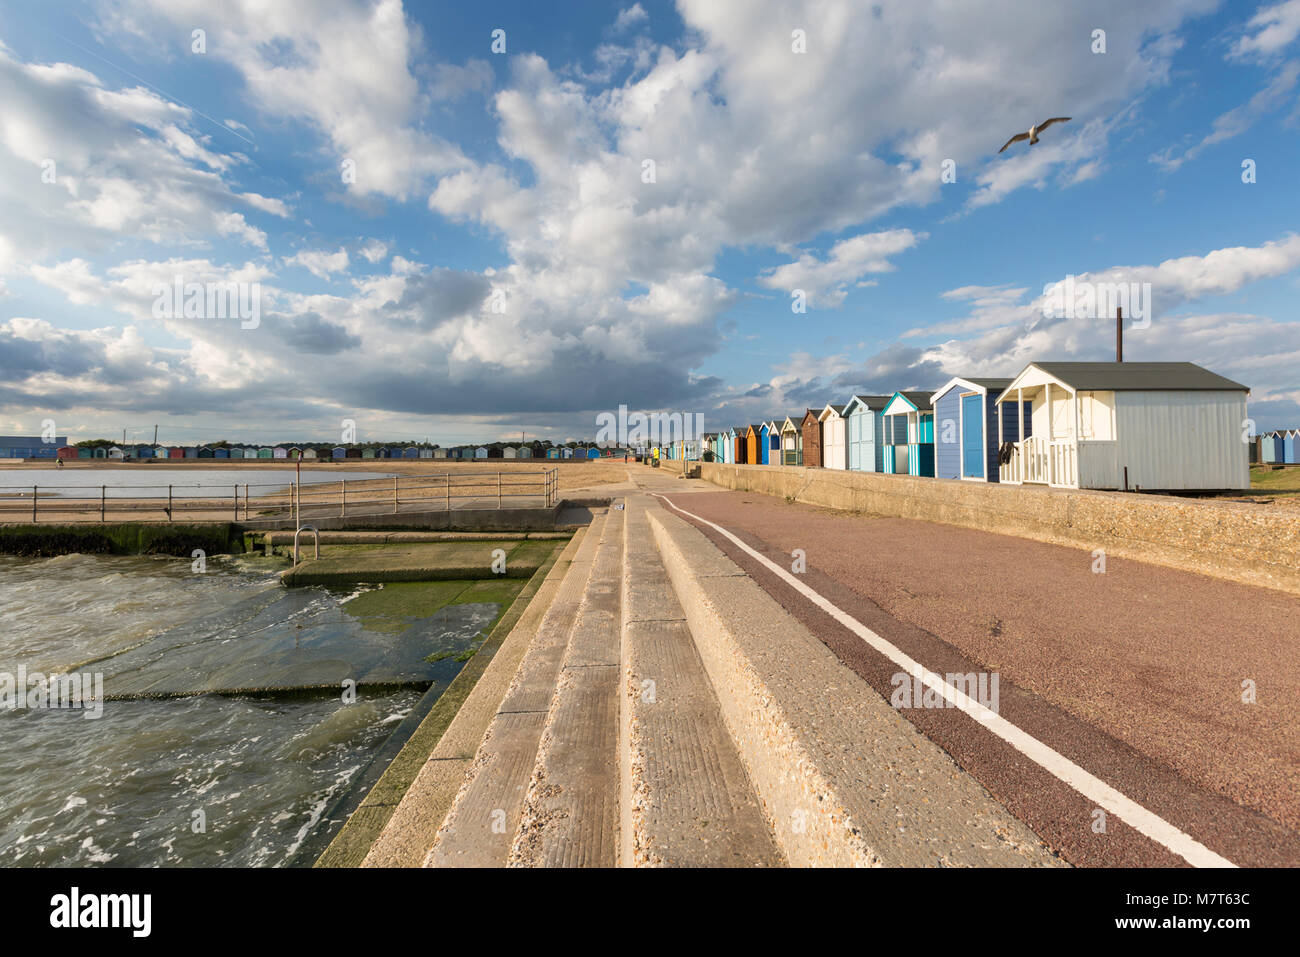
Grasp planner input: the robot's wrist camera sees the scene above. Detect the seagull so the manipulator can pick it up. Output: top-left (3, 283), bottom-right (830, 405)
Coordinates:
top-left (998, 117), bottom-right (1071, 153)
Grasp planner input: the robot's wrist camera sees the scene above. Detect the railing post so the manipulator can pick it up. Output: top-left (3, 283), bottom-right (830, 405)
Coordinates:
top-left (341, 479), bottom-right (346, 518)
top-left (444, 473), bottom-right (450, 510)
top-left (101, 485), bottom-right (106, 522)
top-left (31, 485), bottom-right (37, 523)
top-left (498, 472), bottom-right (502, 508)
top-left (393, 476), bottom-right (398, 514)
top-left (233, 485), bottom-right (238, 521)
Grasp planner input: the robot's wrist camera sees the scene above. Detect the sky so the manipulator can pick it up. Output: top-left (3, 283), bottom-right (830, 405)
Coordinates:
top-left (0, 0), bottom-right (1297, 447)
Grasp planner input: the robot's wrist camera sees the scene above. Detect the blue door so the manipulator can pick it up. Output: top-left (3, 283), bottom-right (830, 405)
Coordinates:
top-left (961, 395), bottom-right (984, 478)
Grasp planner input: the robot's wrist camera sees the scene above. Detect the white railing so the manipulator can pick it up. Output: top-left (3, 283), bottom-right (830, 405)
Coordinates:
top-left (1001, 436), bottom-right (1077, 488)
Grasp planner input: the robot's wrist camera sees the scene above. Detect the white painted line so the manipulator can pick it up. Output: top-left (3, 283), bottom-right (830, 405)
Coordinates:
top-left (654, 493), bottom-right (1237, 869)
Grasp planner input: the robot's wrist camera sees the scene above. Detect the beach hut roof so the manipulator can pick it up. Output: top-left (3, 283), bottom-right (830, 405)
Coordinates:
top-left (1000, 361), bottom-right (1247, 398)
top-left (931, 377), bottom-right (1013, 402)
top-left (842, 395), bottom-right (892, 415)
top-left (818, 403), bottom-right (850, 421)
top-left (883, 391), bottom-right (934, 414)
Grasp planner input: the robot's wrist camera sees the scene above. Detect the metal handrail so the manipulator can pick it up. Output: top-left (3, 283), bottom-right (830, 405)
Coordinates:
top-left (0, 467), bottom-right (563, 522)
top-left (292, 524), bottom-right (319, 564)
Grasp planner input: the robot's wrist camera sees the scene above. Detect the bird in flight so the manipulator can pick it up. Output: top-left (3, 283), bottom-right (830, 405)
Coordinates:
top-left (998, 116), bottom-right (1071, 153)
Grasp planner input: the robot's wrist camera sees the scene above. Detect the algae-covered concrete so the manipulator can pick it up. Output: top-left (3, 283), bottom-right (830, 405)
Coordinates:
top-left (699, 462), bottom-right (1300, 596)
top-left (315, 533), bottom-right (575, 867)
top-left (280, 539), bottom-right (557, 585)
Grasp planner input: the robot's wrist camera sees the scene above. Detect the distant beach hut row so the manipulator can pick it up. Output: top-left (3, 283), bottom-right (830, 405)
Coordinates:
top-left (669, 361), bottom-right (1255, 492)
top-left (1259, 430), bottom-right (1300, 464)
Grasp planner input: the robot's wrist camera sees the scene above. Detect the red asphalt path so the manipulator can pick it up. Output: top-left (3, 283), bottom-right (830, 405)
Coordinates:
top-left (655, 489), bottom-right (1300, 868)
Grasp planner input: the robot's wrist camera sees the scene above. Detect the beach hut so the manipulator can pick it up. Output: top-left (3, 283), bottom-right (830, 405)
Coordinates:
top-left (800, 410), bottom-right (823, 468)
top-left (316, 447), bottom-right (333, 460)
top-left (403, 447), bottom-right (419, 459)
top-left (332, 447), bottom-right (347, 460)
top-left (256, 448), bottom-right (272, 459)
top-left (301, 448), bottom-right (316, 460)
top-left (730, 428), bottom-right (747, 465)
top-left (214, 448), bottom-right (230, 459)
top-left (271, 447), bottom-right (286, 460)
top-left (154, 446), bottom-right (169, 459)
top-left (881, 392), bottom-right (935, 477)
top-left (362, 448), bottom-right (376, 459)
top-left (227, 448), bottom-right (244, 459)
top-left (94, 447), bottom-right (107, 459)
top-left (135, 445), bottom-right (154, 459)
top-left (184, 447), bottom-right (198, 458)
top-left (819, 405), bottom-right (849, 470)
top-left (242, 448), bottom-right (258, 459)
top-left (198, 446), bottom-right (215, 458)
top-left (503, 446), bottom-right (518, 459)
top-left (994, 361), bottom-right (1249, 490)
top-left (419, 449), bottom-right (433, 459)
top-left (56, 446), bottom-right (77, 460)
top-left (743, 425), bottom-right (761, 465)
top-left (765, 421), bottom-right (782, 465)
top-left (77, 447), bottom-right (93, 459)
top-left (587, 447), bottom-right (601, 459)
top-left (842, 395), bottom-right (889, 472)
top-left (930, 377), bottom-right (1016, 482)
top-left (108, 446), bottom-right (125, 460)
top-left (488, 447), bottom-right (504, 459)
top-left (286, 447), bottom-right (301, 460)
top-left (434, 448), bottom-right (448, 459)
top-left (516, 446), bottom-right (532, 459)
top-left (547, 448), bottom-right (561, 460)
top-left (475, 447), bottom-right (489, 460)
top-left (345, 448), bottom-right (362, 459)
top-left (169, 448), bottom-right (185, 459)
top-left (780, 417), bottom-right (802, 466)
top-left (1286, 430), bottom-right (1300, 464)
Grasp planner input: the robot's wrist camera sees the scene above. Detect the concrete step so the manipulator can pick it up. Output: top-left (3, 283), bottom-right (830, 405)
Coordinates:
top-left (645, 502), bottom-right (1061, 867)
top-left (424, 507), bottom-right (611, 867)
top-left (509, 505), bottom-right (626, 866)
top-left (622, 497), bottom-right (785, 866)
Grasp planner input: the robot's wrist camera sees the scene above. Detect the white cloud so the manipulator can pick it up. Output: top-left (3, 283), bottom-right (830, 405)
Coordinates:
top-left (1230, 0), bottom-right (1300, 60)
top-left (758, 229), bottom-right (926, 307)
top-left (285, 248), bottom-right (350, 280)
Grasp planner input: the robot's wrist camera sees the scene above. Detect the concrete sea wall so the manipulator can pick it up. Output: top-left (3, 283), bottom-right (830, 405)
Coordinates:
top-left (699, 463), bottom-right (1300, 597)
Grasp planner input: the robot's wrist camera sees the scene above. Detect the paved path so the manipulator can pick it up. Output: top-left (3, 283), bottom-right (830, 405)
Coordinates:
top-left (640, 476), bottom-right (1300, 868)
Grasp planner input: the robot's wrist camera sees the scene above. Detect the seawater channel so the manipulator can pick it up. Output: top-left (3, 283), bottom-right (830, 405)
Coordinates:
top-left (0, 549), bottom-right (524, 866)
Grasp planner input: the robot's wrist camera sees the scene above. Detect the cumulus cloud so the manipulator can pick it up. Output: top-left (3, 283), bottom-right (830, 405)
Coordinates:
top-left (759, 229), bottom-right (926, 307)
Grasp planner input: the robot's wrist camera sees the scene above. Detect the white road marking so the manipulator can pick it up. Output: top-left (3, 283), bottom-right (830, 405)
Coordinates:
top-left (655, 493), bottom-right (1237, 869)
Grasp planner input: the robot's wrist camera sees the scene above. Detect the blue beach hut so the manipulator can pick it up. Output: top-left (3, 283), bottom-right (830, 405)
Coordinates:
top-left (843, 395), bottom-right (890, 472)
top-left (881, 392), bottom-right (935, 476)
top-left (930, 377), bottom-right (1014, 482)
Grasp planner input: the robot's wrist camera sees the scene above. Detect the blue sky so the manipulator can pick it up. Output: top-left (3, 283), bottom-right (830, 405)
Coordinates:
top-left (0, 0), bottom-right (1297, 446)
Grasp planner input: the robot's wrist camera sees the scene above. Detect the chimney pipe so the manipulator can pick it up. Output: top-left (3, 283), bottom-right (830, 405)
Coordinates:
top-left (1116, 306), bottom-right (1123, 363)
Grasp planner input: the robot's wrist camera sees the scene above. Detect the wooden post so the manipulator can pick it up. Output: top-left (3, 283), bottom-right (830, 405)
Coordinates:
top-left (168, 485), bottom-right (173, 521)
top-left (233, 485), bottom-right (238, 521)
top-left (393, 476), bottom-right (398, 514)
top-left (101, 485), bottom-right (106, 522)
top-left (444, 473), bottom-right (450, 510)
top-left (243, 484), bottom-right (249, 521)
top-left (31, 486), bottom-right (37, 523)
top-left (497, 472), bottom-right (502, 508)
top-left (341, 479), bottom-right (347, 518)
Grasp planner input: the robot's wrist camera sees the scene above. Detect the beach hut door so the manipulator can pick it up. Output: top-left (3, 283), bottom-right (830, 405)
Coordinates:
top-left (961, 395), bottom-right (984, 478)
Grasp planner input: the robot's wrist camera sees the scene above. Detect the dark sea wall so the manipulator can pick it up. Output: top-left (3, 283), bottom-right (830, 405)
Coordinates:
top-left (0, 523), bottom-right (244, 557)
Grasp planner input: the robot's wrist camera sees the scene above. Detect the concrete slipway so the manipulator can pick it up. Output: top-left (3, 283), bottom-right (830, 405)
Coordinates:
top-left (323, 469), bottom-right (1060, 867)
